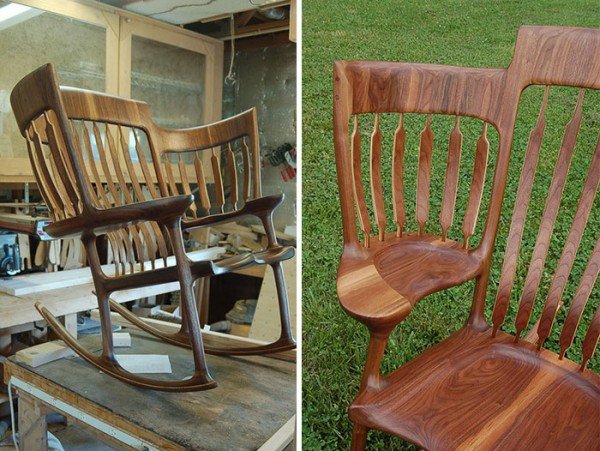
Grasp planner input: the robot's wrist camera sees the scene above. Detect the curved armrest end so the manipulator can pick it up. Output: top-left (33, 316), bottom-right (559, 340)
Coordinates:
top-left (337, 256), bottom-right (413, 331)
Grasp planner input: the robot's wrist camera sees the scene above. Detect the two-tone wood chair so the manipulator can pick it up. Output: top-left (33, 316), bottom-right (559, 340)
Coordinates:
top-left (10, 63), bottom-right (295, 392)
top-left (333, 26), bottom-right (599, 448)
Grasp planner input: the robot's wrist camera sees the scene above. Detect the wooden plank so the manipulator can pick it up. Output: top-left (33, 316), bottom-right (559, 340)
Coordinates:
top-left (250, 224), bottom-right (296, 242)
top-left (0, 247), bottom-right (225, 296)
top-left (18, 393), bottom-right (48, 450)
top-left (115, 354), bottom-right (172, 374)
top-left (113, 332), bottom-right (132, 347)
top-left (0, 285), bottom-right (95, 329)
top-left (15, 341), bottom-right (74, 367)
top-left (250, 257), bottom-right (297, 343)
top-left (258, 415), bottom-right (295, 451)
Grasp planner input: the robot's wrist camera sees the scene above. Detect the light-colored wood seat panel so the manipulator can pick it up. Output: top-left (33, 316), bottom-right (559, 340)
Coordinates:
top-left (338, 234), bottom-right (481, 327)
top-left (372, 234), bottom-right (481, 302)
top-left (350, 327), bottom-right (600, 451)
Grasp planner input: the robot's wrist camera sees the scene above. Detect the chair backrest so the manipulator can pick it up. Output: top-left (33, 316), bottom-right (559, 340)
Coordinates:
top-left (11, 63), bottom-right (263, 274)
top-left (333, 26), bottom-right (599, 368)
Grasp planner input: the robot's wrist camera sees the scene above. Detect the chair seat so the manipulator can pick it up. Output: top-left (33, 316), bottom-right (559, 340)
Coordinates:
top-left (350, 327), bottom-right (600, 450)
top-left (337, 234), bottom-right (481, 327)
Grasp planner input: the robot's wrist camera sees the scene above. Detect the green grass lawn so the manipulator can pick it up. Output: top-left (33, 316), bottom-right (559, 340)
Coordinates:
top-left (301, 1), bottom-right (599, 449)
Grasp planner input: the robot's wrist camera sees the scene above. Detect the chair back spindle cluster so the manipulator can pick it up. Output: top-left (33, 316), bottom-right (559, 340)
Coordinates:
top-left (334, 25), bottom-right (600, 370)
top-left (12, 68), bottom-right (262, 277)
top-left (350, 112), bottom-right (492, 249)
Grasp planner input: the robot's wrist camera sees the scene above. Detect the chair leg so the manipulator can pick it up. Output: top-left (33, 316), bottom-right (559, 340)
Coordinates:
top-left (272, 261), bottom-right (295, 343)
top-left (351, 423), bottom-right (368, 450)
top-left (83, 235), bottom-right (115, 362)
top-left (360, 328), bottom-right (392, 393)
top-left (163, 218), bottom-right (213, 384)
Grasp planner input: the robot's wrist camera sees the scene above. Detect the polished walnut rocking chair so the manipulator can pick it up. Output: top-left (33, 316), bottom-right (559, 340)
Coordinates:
top-left (334, 26), bottom-right (599, 449)
top-left (11, 63), bottom-right (295, 392)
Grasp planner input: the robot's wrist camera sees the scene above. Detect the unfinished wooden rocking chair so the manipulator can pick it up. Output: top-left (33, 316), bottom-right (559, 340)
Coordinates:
top-left (10, 63), bottom-right (295, 392)
top-left (333, 26), bottom-right (599, 449)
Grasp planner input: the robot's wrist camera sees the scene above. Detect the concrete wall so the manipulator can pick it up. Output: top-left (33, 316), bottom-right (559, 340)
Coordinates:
top-left (222, 44), bottom-right (297, 231)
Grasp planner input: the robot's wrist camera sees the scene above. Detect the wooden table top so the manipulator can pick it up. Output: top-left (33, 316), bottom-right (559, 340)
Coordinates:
top-left (4, 330), bottom-right (296, 450)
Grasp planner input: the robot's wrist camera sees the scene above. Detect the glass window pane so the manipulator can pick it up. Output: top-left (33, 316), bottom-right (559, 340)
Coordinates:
top-left (131, 35), bottom-right (205, 129)
top-left (0, 1), bottom-right (106, 159)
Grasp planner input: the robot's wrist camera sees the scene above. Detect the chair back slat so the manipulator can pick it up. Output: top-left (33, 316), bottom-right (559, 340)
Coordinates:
top-left (132, 130), bottom-right (160, 199)
top-left (491, 89), bottom-right (550, 334)
top-left (440, 117), bottom-right (462, 241)
top-left (351, 115), bottom-right (371, 246)
top-left (416, 115), bottom-right (434, 236)
top-left (163, 159), bottom-right (180, 197)
top-left (241, 137), bottom-right (252, 201)
top-left (227, 143), bottom-right (239, 210)
top-left (559, 239), bottom-right (600, 360)
top-left (461, 123), bottom-right (489, 248)
top-left (536, 138), bottom-right (600, 347)
top-left (581, 303), bottom-right (600, 371)
top-left (370, 114), bottom-right (386, 241)
top-left (513, 89), bottom-right (585, 339)
top-left (211, 149), bottom-right (225, 213)
top-left (27, 126), bottom-right (64, 219)
top-left (44, 112), bottom-right (80, 214)
top-left (193, 155), bottom-right (212, 212)
top-left (177, 154), bottom-right (198, 219)
top-left (92, 122), bottom-right (121, 206)
top-left (392, 114), bottom-right (406, 237)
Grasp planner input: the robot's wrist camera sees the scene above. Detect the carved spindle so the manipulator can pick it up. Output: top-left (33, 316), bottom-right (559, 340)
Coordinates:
top-left (241, 137), bottom-right (252, 201)
top-left (44, 112), bottom-right (79, 215)
top-left (92, 122), bottom-right (121, 207)
top-left (163, 157), bottom-right (180, 197)
top-left (70, 124), bottom-right (100, 209)
top-left (491, 88), bottom-right (550, 336)
top-left (462, 122), bottom-right (489, 247)
top-left (82, 122), bottom-right (111, 209)
top-left (514, 89), bottom-right (585, 341)
top-left (25, 135), bottom-right (56, 218)
top-left (27, 125), bottom-right (63, 219)
top-left (106, 233), bottom-right (122, 275)
top-left (559, 239), bottom-right (600, 359)
top-left (211, 148), bottom-right (225, 213)
top-left (581, 304), bottom-right (600, 371)
top-left (104, 123), bottom-right (131, 200)
top-left (536, 138), bottom-right (600, 349)
top-left (370, 113), bottom-right (386, 241)
top-left (90, 123), bottom-right (137, 272)
top-left (119, 126), bottom-right (168, 266)
top-left (102, 124), bottom-right (148, 268)
top-left (227, 143), bottom-right (238, 210)
top-left (351, 115), bottom-right (371, 247)
top-left (416, 115), bottom-right (433, 236)
top-left (132, 130), bottom-right (159, 199)
top-left (193, 154), bottom-right (212, 213)
top-left (392, 114), bottom-right (406, 237)
top-left (178, 154), bottom-right (198, 219)
top-left (440, 117), bottom-right (463, 241)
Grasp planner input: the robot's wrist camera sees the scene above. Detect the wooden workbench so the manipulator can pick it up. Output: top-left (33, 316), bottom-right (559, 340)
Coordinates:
top-left (4, 329), bottom-right (295, 450)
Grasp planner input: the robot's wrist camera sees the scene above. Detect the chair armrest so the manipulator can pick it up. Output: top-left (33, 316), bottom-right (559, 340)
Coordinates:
top-left (182, 194), bottom-right (285, 230)
top-left (45, 195), bottom-right (194, 239)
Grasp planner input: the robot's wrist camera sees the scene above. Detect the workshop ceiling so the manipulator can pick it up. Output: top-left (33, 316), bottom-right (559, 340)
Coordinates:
top-left (96, 0), bottom-right (285, 25)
